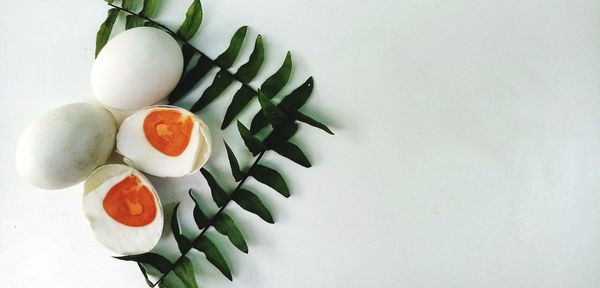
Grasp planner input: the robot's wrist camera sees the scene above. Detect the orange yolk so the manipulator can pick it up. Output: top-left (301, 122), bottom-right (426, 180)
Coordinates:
top-left (143, 109), bottom-right (194, 157)
top-left (103, 175), bottom-right (157, 227)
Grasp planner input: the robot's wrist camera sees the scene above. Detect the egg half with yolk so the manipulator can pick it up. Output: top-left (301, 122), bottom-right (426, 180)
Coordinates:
top-left (83, 164), bottom-right (163, 255)
top-left (116, 105), bottom-right (211, 177)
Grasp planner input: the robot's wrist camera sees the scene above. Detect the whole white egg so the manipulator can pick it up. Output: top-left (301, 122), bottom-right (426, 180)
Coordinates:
top-left (116, 105), bottom-right (211, 177)
top-left (83, 164), bottom-right (164, 255)
top-left (16, 103), bottom-right (117, 189)
top-left (91, 27), bottom-right (184, 111)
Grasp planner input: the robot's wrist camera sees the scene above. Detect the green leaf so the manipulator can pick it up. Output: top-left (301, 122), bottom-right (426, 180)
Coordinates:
top-left (125, 15), bottom-right (145, 30)
top-left (250, 77), bottom-right (313, 133)
top-left (95, 8), bottom-right (119, 57)
top-left (177, 0), bottom-right (203, 41)
top-left (173, 257), bottom-right (198, 288)
top-left (271, 122), bottom-right (299, 141)
top-left (224, 141), bottom-right (245, 181)
top-left (169, 55), bottom-right (213, 103)
top-left (115, 253), bottom-right (172, 273)
top-left (190, 70), bottom-right (234, 112)
top-left (292, 110), bottom-right (334, 135)
top-left (172, 203), bottom-right (192, 253)
top-left (144, 21), bottom-right (162, 29)
top-left (251, 165), bottom-right (290, 197)
top-left (159, 274), bottom-right (181, 288)
top-left (181, 43), bottom-right (196, 71)
top-left (236, 35), bottom-right (265, 83)
top-left (104, 0), bottom-right (115, 4)
top-left (137, 262), bottom-right (154, 287)
top-left (222, 85), bottom-right (255, 129)
top-left (141, 0), bottom-right (160, 18)
top-left (233, 189), bottom-right (274, 223)
top-left (267, 137), bottom-right (311, 168)
top-left (261, 52), bottom-right (292, 98)
top-left (213, 213), bottom-right (248, 253)
top-left (237, 120), bottom-right (266, 156)
top-left (215, 26), bottom-right (248, 68)
top-left (257, 92), bottom-right (287, 128)
top-left (279, 77), bottom-right (314, 110)
top-left (122, 0), bottom-right (136, 10)
top-left (200, 168), bottom-right (229, 207)
top-left (188, 190), bottom-right (209, 229)
top-left (220, 35), bottom-right (266, 129)
top-left (194, 236), bottom-right (233, 280)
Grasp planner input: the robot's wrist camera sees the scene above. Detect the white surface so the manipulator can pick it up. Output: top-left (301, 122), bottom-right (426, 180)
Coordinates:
top-left (1, 0), bottom-right (600, 287)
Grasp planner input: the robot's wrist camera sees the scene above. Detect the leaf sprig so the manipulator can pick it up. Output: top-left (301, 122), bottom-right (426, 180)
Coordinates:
top-left (96, 0), bottom-right (333, 287)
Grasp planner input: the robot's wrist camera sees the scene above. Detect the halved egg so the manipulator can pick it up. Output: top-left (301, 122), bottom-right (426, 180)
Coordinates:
top-left (116, 105), bottom-right (211, 177)
top-left (83, 164), bottom-right (163, 255)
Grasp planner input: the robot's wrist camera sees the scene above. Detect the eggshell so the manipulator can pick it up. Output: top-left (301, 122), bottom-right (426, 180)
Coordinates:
top-left (91, 27), bottom-right (184, 111)
top-left (83, 164), bottom-right (164, 255)
top-left (16, 103), bottom-right (117, 189)
top-left (116, 105), bottom-right (211, 177)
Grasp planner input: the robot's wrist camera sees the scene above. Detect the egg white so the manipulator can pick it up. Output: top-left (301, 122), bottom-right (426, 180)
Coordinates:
top-left (83, 167), bottom-right (163, 255)
top-left (116, 106), bottom-right (211, 177)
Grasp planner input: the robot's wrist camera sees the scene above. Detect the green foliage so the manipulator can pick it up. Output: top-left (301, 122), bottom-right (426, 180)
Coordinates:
top-left (233, 189), bottom-right (274, 224)
top-left (95, 8), bottom-right (119, 57)
top-left (194, 236), bottom-right (233, 280)
top-left (177, 0), bottom-right (202, 41)
top-left (100, 0), bottom-right (333, 286)
top-left (251, 165), bottom-right (290, 197)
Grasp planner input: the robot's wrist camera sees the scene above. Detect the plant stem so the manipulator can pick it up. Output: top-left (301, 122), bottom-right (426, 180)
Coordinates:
top-left (107, 3), bottom-right (259, 99)
top-left (150, 150), bottom-right (266, 286)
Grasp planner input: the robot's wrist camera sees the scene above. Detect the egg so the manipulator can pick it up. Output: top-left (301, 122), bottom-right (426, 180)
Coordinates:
top-left (116, 105), bottom-right (211, 177)
top-left (83, 164), bottom-right (164, 255)
top-left (91, 27), bottom-right (184, 111)
top-left (16, 103), bottom-right (117, 189)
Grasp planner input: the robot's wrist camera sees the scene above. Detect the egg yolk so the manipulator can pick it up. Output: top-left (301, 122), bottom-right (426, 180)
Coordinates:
top-left (143, 109), bottom-right (194, 157)
top-left (103, 175), bottom-right (157, 227)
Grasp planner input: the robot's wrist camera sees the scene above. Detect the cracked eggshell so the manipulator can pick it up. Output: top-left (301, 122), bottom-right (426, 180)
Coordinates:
top-left (116, 105), bottom-right (211, 178)
top-left (16, 103), bottom-right (117, 190)
top-left (91, 27), bottom-right (184, 111)
top-left (83, 164), bottom-right (164, 255)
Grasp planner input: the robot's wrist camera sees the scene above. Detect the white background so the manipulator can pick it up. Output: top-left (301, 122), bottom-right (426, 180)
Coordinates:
top-left (1, 0), bottom-right (600, 287)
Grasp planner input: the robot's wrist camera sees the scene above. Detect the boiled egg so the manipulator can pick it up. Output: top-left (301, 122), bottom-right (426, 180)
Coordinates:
top-left (91, 27), bottom-right (184, 111)
top-left (16, 103), bottom-right (117, 189)
top-left (83, 164), bottom-right (163, 255)
top-left (116, 105), bottom-right (211, 177)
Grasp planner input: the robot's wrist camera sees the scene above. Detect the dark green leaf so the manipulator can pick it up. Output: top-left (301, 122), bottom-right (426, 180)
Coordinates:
top-left (181, 43), bottom-right (196, 71)
top-left (177, 0), bottom-right (203, 41)
top-left (250, 77), bottom-right (313, 133)
top-left (137, 262), bottom-right (154, 287)
top-left (237, 120), bottom-right (266, 156)
top-left (215, 26), bottom-right (247, 68)
top-left (115, 253), bottom-right (172, 273)
top-left (125, 15), bottom-right (145, 30)
top-left (172, 203), bottom-right (192, 253)
top-left (191, 70), bottom-right (234, 112)
top-left (220, 35), bottom-right (266, 129)
top-left (200, 168), bottom-right (229, 207)
top-left (144, 21), bottom-right (162, 29)
top-left (141, 0), bottom-right (160, 18)
top-left (173, 257), bottom-right (198, 288)
top-left (271, 122), bottom-right (299, 141)
top-left (194, 236), bottom-right (233, 280)
top-left (122, 0), bottom-right (136, 10)
top-left (251, 165), bottom-right (290, 197)
top-left (169, 56), bottom-right (213, 103)
top-left (159, 274), bottom-right (181, 288)
top-left (268, 137), bottom-right (311, 167)
top-left (224, 141), bottom-right (245, 181)
top-left (261, 52), bottom-right (292, 98)
top-left (236, 35), bottom-right (265, 83)
top-left (222, 85), bottom-right (255, 129)
top-left (233, 189), bottom-right (274, 223)
top-left (292, 110), bottom-right (334, 135)
top-left (257, 92), bottom-right (287, 128)
top-left (95, 8), bottom-right (119, 57)
top-left (188, 190), bottom-right (209, 229)
top-left (213, 213), bottom-right (248, 253)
